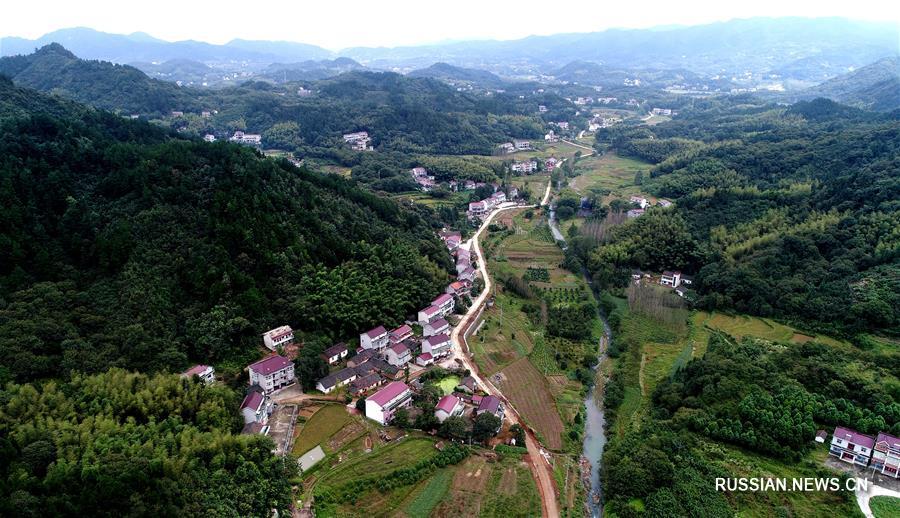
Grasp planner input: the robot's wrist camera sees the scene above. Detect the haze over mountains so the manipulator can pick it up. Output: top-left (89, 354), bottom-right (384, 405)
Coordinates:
top-left (3, 17), bottom-right (897, 88)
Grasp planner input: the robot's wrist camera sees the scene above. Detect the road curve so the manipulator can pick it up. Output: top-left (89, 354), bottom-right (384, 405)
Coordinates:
top-left (449, 190), bottom-right (560, 518)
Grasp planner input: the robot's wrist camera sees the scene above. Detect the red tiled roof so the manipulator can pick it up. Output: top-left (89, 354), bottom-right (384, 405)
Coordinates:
top-left (426, 318), bottom-right (449, 330)
top-left (418, 353), bottom-right (433, 361)
top-left (241, 391), bottom-right (264, 410)
top-left (834, 426), bottom-right (875, 449)
top-left (389, 343), bottom-right (409, 355)
top-left (420, 305), bottom-right (440, 316)
top-left (875, 432), bottom-right (900, 451)
top-left (448, 281), bottom-right (465, 291)
top-left (390, 324), bottom-right (412, 338)
top-left (432, 294), bottom-right (452, 306)
top-left (478, 395), bottom-right (501, 414)
top-left (365, 325), bottom-right (388, 339)
top-left (183, 364), bottom-right (211, 376)
top-left (424, 334), bottom-right (451, 346)
top-left (436, 395), bottom-right (461, 414)
top-left (368, 381), bottom-right (410, 407)
top-left (249, 355), bottom-right (292, 376)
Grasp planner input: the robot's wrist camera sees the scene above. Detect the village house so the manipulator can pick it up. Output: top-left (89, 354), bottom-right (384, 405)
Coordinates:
top-left (658, 199), bottom-right (673, 208)
top-left (347, 349), bottom-right (377, 368)
top-left (555, 121), bottom-right (569, 130)
top-left (248, 355), bottom-right (295, 393)
top-left (262, 325), bottom-right (294, 351)
top-left (660, 271), bottom-right (682, 287)
top-left (651, 108), bottom-right (673, 116)
top-left (386, 342), bottom-right (412, 367)
top-left (321, 343), bottom-right (349, 365)
top-left (416, 353), bottom-right (434, 366)
top-left (342, 131), bottom-right (371, 151)
top-left (509, 187), bottom-right (519, 199)
top-left (544, 157), bottom-right (559, 170)
top-left (513, 139), bottom-right (532, 151)
top-left (203, 134), bottom-right (216, 142)
top-left (431, 293), bottom-right (455, 318)
top-left (350, 373), bottom-right (383, 396)
top-left (424, 318), bottom-right (450, 337)
top-left (544, 130), bottom-right (559, 142)
top-left (360, 325), bottom-right (390, 350)
top-left (490, 191), bottom-right (507, 206)
top-left (240, 388), bottom-right (273, 424)
top-left (468, 200), bottom-right (489, 219)
top-left (229, 131), bottom-right (262, 146)
top-left (477, 395), bottom-right (505, 421)
top-left (815, 430), bottom-right (828, 443)
top-left (511, 160), bottom-right (538, 174)
top-left (630, 195), bottom-right (649, 209)
top-left (389, 324), bottom-right (413, 344)
top-left (457, 376), bottom-right (478, 393)
top-left (418, 305), bottom-right (442, 325)
top-left (446, 280), bottom-right (471, 297)
top-left (181, 364), bottom-right (215, 384)
top-left (434, 395), bottom-right (465, 423)
top-left (872, 432), bottom-right (900, 478)
top-left (365, 381), bottom-right (414, 425)
top-left (369, 358), bottom-right (403, 380)
top-left (464, 180), bottom-right (477, 190)
top-left (498, 142), bottom-right (516, 154)
top-left (458, 266), bottom-right (477, 282)
top-left (830, 426), bottom-right (875, 467)
top-left (626, 208), bottom-right (645, 218)
top-left (422, 333), bottom-right (452, 357)
top-left (316, 367), bottom-right (357, 393)
top-left (171, 111), bottom-right (184, 117)
top-left (538, 105), bottom-right (547, 112)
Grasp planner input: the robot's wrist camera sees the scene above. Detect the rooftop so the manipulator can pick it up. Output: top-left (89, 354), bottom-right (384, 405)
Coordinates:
top-left (389, 342), bottom-right (409, 355)
top-left (368, 381), bottom-right (411, 407)
top-left (365, 325), bottom-right (388, 339)
top-left (323, 342), bottom-right (348, 357)
top-left (427, 318), bottom-right (449, 330)
top-left (249, 355), bottom-right (292, 376)
top-left (240, 391), bottom-right (264, 410)
top-left (436, 395), bottom-right (461, 414)
top-left (264, 325), bottom-right (293, 339)
top-left (424, 333), bottom-right (451, 346)
top-left (834, 426), bottom-right (875, 449)
top-left (479, 395), bottom-right (502, 414)
top-left (182, 364), bottom-right (211, 377)
top-left (420, 305), bottom-right (440, 316)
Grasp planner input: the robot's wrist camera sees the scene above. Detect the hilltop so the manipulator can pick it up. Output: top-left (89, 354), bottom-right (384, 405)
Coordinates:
top-left (798, 57), bottom-right (900, 111)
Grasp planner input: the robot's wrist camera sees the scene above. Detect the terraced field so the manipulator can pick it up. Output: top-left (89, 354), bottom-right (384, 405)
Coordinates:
top-left (292, 404), bottom-right (354, 456)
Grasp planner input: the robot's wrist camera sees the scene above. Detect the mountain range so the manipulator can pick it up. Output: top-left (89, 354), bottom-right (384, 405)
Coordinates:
top-left (797, 57), bottom-right (900, 111)
top-left (3, 17), bottom-right (897, 85)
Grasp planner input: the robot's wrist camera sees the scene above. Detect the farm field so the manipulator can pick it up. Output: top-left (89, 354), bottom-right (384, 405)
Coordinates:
top-left (430, 454), bottom-right (541, 518)
top-left (497, 358), bottom-right (566, 450)
top-left (470, 291), bottom-right (534, 376)
top-left (871, 496), bottom-right (900, 518)
top-left (569, 153), bottom-right (651, 202)
top-left (392, 190), bottom-right (469, 209)
top-left (694, 311), bottom-right (851, 349)
top-left (292, 404), bottom-right (354, 456)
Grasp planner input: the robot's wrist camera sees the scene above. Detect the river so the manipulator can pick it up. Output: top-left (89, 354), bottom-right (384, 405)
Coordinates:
top-left (549, 207), bottom-right (608, 518)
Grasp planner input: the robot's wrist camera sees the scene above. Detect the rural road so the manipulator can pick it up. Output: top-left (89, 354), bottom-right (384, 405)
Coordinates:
top-left (449, 183), bottom-right (560, 518)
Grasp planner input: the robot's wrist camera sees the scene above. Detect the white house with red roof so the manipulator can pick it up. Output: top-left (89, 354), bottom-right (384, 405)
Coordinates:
top-left (181, 364), bottom-right (215, 384)
top-left (829, 426), bottom-right (875, 467)
top-left (477, 395), bottom-right (505, 421)
top-left (468, 200), bottom-right (489, 219)
top-left (240, 389), bottom-right (273, 424)
top-left (389, 325), bottom-right (413, 344)
top-left (416, 353), bottom-right (434, 366)
top-left (434, 395), bottom-right (464, 423)
top-left (417, 305), bottom-right (441, 325)
top-left (458, 266), bottom-right (477, 283)
top-left (422, 333), bottom-right (452, 357)
top-left (360, 325), bottom-right (389, 350)
top-left (386, 343), bottom-right (412, 367)
top-left (660, 271), bottom-right (682, 287)
top-left (365, 381), bottom-right (413, 425)
top-left (248, 355), bottom-right (295, 393)
top-left (424, 318), bottom-right (450, 337)
top-left (446, 281), bottom-right (471, 297)
top-left (432, 293), bottom-right (455, 318)
top-left (262, 325), bottom-right (294, 351)
top-left (872, 432), bottom-right (900, 478)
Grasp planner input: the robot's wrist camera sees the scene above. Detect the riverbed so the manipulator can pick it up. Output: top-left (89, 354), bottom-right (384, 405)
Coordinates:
top-left (549, 207), bottom-right (607, 517)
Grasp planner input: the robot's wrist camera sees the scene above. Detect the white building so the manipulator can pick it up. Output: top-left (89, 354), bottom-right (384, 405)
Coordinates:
top-left (513, 139), bottom-right (531, 150)
top-left (360, 325), bottom-right (389, 350)
top-left (365, 381), bottom-right (413, 425)
top-left (423, 318), bottom-right (450, 337)
top-left (262, 326), bottom-right (294, 351)
top-left (431, 293), bottom-right (455, 318)
top-left (434, 395), bottom-right (464, 423)
top-left (385, 343), bottom-right (412, 367)
top-left (422, 333), bottom-right (452, 357)
top-left (660, 271), bottom-right (682, 287)
top-left (248, 355), bottom-right (295, 394)
top-left (181, 364), bottom-right (215, 384)
top-left (229, 131), bottom-right (262, 146)
top-left (240, 389), bottom-right (273, 424)
top-left (511, 160), bottom-right (538, 174)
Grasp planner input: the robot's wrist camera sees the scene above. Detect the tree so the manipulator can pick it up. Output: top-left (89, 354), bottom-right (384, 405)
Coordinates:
top-left (356, 397), bottom-right (366, 412)
top-left (472, 413), bottom-right (501, 442)
top-left (392, 407), bottom-right (411, 428)
top-left (509, 424), bottom-right (526, 446)
top-left (439, 416), bottom-right (470, 441)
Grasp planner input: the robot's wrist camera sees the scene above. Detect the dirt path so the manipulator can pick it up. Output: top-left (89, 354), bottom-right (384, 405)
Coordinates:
top-left (639, 353), bottom-right (647, 397)
top-left (449, 196), bottom-right (560, 518)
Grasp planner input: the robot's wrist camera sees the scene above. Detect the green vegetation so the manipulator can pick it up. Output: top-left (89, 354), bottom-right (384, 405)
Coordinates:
top-left (436, 375), bottom-right (461, 395)
top-left (293, 405), bottom-right (354, 456)
top-left (0, 78), bottom-right (449, 383)
top-left (0, 369), bottom-right (293, 516)
top-left (587, 96), bottom-right (900, 337)
top-left (403, 467), bottom-right (453, 516)
top-left (871, 495), bottom-right (900, 518)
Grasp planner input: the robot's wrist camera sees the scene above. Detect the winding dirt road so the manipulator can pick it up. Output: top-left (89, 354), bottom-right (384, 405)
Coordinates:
top-left (449, 188), bottom-right (560, 518)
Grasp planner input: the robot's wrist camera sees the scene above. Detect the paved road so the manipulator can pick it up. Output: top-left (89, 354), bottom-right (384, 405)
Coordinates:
top-left (449, 191), bottom-right (560, 518)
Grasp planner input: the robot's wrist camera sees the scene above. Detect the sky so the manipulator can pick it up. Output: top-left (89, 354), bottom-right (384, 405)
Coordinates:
top-left (2, 0), bottom-right (897, 50)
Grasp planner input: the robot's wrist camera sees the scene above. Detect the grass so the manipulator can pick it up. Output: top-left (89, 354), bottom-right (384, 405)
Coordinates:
top-left (871, 496), bottom-right (900, 518)
top-left (569, 153), bottom-right (651, 202)
top-left (695, 311), bottom-right (851, 349)
top-left (293, 404), bottom-right (353, 455)
top-left (404, 467), bottom-right (454, 517)
top-left (436, 375), bottom-right (460, 395)
top-left (316, 437), bottom-right (436, 489)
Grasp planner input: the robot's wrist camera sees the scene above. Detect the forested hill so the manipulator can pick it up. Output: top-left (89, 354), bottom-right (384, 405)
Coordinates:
top-left (589, 97), bottom-right (900, 337)
top-left (0, 43), bottom-right (197, 114)
top-left (797, 56), bottom-right (900, 112)
top-left (0, 79), bottom-right (449, 384)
